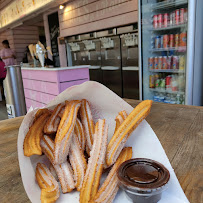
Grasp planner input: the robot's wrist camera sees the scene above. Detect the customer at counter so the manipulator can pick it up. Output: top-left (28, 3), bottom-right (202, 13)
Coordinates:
top-left (0, 40), bottom-right (16, 66)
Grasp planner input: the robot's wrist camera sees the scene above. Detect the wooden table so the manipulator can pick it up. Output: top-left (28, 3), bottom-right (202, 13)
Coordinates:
top-left (0, 100), bottom-right (202, 203)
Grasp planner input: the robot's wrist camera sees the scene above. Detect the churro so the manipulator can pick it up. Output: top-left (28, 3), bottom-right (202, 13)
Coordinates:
top-left (41, 135), bottom-right (75, 193)
top-left (23, 113), bottom-right (50, 156)
top-left (79, 99), bottom-right (94, 155)
top-left (106, 100), bottom-right (152, 167)
top-left (33, 108), bottom-right (50, 123)
top-left (80, 119), bottom-right (108, 203)
top-left (44, 103), bottom-right (65, 134)
top-left (54, 100), bottom-right (81, 164)
top-left (74, 118), bottom-right (85, 152)
top-left (36, 163), bottom-right (60, 203)
top-left (92, 147), bottom-right (132, 203)
top-left (69, 133), bottom-right (87, 191)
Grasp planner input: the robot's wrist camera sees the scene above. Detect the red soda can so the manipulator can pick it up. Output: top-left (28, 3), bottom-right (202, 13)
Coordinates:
top-left (162, 56), bottom-right (167, 69)
top-left (169, 34), bottom-right (174, 47)
top-left (158, 14), bottom-right (163, 28)
top-left (163, 34), bottom-right (169, 48)
top-left (175, 34), bottom-right (179, 47)
top-left (167, 56), bottom-right (172, 69)
top-left (163, 13), bottom-right (169, 28)
top-left (172, 56), bottom-right (179, 69)
top-left (153, 15), bottom-right (158, 28)
top-left (154, 57), bottom-right (158, 69)
top-left (166, 76), bottom-right (172, 90)
top-left (175, 9), bottom-right (180, 25)
top-left (180, 8), bottom-right (184, 24)
top-left (148, 57), bottom-right (154, 69)
top-left (158, 56), bottom-right (163, 69)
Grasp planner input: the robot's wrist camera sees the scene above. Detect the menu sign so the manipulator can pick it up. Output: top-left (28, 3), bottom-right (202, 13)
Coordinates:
top-left (48, 12), bottom-right (60, 67)
top-left (0, 0), bottom-right (54, 28)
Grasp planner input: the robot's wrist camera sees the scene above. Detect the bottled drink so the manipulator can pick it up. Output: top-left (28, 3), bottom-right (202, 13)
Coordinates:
top-left (170, 95), bottom-right (176, 104)
top-left (176, 94), bottom-right (181, 104)
top-left (171, 75), bottom-right (178, 92)
top-left (153, 93), bottom-right (159, 102)
top-left (159, 93), bottom-right (165, 103)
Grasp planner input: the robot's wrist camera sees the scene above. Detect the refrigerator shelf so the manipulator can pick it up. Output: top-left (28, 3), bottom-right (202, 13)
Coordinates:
top-left (150, 23), bottom-right (187, 32)
top-left (150, 46), bottom-right (186, 52)
top-left (151, 0), bottom-right (188, 11)
top-left (149, 69), bottom-right (185, 73)
top-left (150, 88), bottom-right (185, 95)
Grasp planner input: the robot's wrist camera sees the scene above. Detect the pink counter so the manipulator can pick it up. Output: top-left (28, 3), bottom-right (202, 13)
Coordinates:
top-left (21, 66), bottom-right (89, 111)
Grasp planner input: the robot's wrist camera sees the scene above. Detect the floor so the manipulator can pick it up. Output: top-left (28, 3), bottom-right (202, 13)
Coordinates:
top-left (0, 100), bottom-right (8, 120)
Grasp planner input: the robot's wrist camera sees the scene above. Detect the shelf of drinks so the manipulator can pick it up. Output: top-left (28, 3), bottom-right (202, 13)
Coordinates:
top-left (149, 69), bottom-right (185, 73)
top-left (150, 23), bottom-right (187, 32)
top-left (151, 0), bottom-right (188, 11)
top-left (150, 46), bottom-right (186, 52)
top-left (150, 88), bottom-right (185, 95)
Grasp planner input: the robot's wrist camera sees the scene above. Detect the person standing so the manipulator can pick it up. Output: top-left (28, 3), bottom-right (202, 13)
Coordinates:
top-left (0, 40), bottom-right (16, 66)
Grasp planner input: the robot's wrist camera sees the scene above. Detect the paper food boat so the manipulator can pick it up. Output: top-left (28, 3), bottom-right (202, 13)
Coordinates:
top-left (18, 81), bottom-right (189, 203)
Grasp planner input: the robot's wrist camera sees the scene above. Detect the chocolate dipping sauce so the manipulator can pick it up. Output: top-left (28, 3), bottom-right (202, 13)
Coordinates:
top-left (117, 158), bottom-right (170, 203)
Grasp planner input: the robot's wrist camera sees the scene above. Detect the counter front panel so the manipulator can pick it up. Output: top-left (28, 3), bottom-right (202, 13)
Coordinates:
top-left (21, 66), bottom-right (89, 111)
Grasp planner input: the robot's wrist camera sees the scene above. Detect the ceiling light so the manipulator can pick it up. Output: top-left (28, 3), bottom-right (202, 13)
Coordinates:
top-left (59, 5), bottom-right (64, 10)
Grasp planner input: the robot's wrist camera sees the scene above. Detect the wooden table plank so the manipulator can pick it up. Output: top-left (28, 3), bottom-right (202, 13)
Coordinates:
top-left (0, 100), bottom-right (202, 203)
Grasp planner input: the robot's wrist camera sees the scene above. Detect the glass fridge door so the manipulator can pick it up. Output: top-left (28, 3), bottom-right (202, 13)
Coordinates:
top-left (139, 0), bottom-right (188, 104)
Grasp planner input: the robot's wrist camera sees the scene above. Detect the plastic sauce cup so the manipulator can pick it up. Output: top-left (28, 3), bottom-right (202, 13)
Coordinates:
top-left (117, 158), bottom-right (170, 203)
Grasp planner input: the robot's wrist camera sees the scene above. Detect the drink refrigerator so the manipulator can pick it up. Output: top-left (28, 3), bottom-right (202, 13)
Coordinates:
top-left (138, 0), bottom-right (203, 105)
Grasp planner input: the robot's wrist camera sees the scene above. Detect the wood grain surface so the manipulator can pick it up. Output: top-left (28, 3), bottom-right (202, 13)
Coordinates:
top-left (0, 100), bottom-right (202, 203)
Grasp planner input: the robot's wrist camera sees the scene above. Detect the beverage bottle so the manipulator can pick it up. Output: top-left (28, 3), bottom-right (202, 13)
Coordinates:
top-left (170, 95), bottom-right (176, 104)
top-left (164, 93), bottom-right (171, 103)
top-left (178, 75), bottom-right (185, 91)
top-left (171, 75), bottom-right (178, 92)
top-left (176, 94), bottom-right (181, 104)
top-left (159, 93), bottom-right (165, 103)
top-left (153, 93), bottom-right (159, 102)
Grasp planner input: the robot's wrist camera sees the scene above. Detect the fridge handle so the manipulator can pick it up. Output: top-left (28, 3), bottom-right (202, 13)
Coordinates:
top-left (185, 0), bottom-right (197, 105)
top-left (138, 0), bottom-right (143, 101)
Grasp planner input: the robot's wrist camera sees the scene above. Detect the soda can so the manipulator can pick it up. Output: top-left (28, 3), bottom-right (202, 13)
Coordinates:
top-left (158, 14), bottom-right (163, 28)
top-left (166, 76), bottom-right (172, 90)
top-left (154, 57), bottom-right (158, 69)
top-left (151, 36), bottom-right (155, 49)
top-left (175, 34), bottom-right (179, 47)
top-left (160, 35), bottom-right (164, 48)
top-left (179, 32), bottom-right (187, 47)
top-left (170, 11), bottom-right (175, 26)
top-left (167, 56), bottom-right (172, 69)
top-left (148, 57), bottom-right (154, 69)
top-left (158, 56), bottom-right (163, 69)
top-left (155, 36), bottom-right (161, 48)
top-left (172, 56), bottom-right (179, 69)
top-left (163, 13), bottom-right (169, 28)
top-left (184, 8), bottom-right (188, 23)
top-left (153, 15), bottom-right (158, 28)
top-left (169, 34), bottom-right (174, 47)
top-left (179, 56), bottom-right (185, 70)
top-left (162, 56), bottom-right (168, 69)
top-left (149, 75), bottom-right (155, 88)
top-left (180, 8), bottom-right (184, 24)
top-left (163, 34), bottom-right (169, 48)
top-left (175, 9), bottom-right (180, 25)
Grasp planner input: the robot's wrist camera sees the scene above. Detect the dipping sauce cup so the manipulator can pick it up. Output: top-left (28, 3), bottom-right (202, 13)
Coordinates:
top-left (117, 158), bottom-right (170, 203)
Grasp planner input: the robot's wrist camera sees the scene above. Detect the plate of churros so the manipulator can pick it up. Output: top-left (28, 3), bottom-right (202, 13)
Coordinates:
top-left (18, 81), bottom-right (189, 203)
